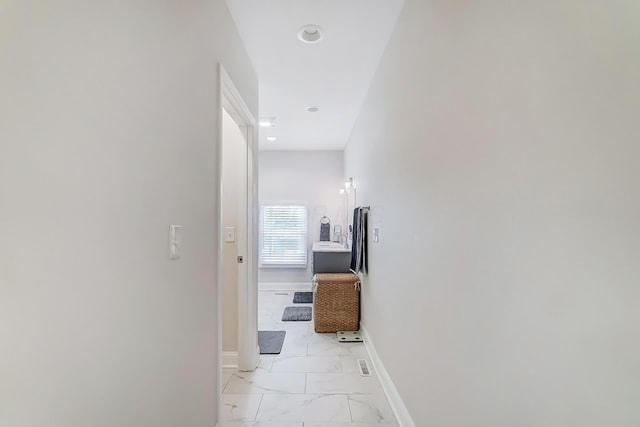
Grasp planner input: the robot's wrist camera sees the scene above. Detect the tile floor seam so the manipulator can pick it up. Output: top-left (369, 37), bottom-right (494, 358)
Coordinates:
top-left (253, 393), bottom-right (265, 422)
top-left (221, 373), bottom-right (231, 394)
top-left (344, 392), bottom-right (354, 422)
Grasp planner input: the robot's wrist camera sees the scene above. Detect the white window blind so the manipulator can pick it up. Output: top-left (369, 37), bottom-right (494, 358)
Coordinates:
top-left (260, 205), bottom-right (307, 268)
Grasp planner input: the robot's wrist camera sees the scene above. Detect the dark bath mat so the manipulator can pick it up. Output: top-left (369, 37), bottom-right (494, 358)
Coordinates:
top-left (258, 331), bottom-right (286, 354)
top-left (282, 306), bottom-right (312, 321)
top-left (293, 291), bottom-right (313, 304)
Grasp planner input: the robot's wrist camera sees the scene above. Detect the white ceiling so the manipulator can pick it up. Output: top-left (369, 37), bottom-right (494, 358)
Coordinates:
top-left (225, 0), bottom-right (405, 151)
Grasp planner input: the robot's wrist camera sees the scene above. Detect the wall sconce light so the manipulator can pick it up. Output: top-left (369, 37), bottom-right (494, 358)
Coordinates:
top-left (344, 177), bottom-right (354, 190)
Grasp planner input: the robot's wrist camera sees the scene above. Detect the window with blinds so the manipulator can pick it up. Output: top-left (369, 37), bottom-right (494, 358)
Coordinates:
top-left (259, 205), bottom-right (308, 268)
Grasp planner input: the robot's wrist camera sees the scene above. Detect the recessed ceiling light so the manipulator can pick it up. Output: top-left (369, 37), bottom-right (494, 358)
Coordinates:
top-left (266, 136), bottom-right (277, 141)
top-left (259, 117), bottom-right (276, 128)
top-left (297, 25), bottom-right (324, 44)
top-left (306, 106), bottom-right (319, 113)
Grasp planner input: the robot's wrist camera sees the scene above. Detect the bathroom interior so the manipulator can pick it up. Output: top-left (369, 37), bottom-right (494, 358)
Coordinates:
top-left (259, 150), bottom-right (356, 285)
top-left (220, 147), bottom-right (367, 363)
top-left (257, 149), bottom-right (361, 326)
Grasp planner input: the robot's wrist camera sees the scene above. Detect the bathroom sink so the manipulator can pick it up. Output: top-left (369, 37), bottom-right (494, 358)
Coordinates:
top-left (312, 241), bottom-right (351, 252)
top-left (312, 241), bottom-right (352, 273)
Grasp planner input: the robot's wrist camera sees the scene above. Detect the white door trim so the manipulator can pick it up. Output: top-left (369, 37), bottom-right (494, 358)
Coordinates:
top-left (217, 65), bottom-right (259, 384)
top-left (221, 351), bottom-right (239, 369)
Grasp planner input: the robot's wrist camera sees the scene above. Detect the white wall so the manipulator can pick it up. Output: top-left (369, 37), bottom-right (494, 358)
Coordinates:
top-left (0, 1), bottom-right (257, 426)
top-left (221, 109), bottom-right (245, 352)
top-left (259, 151), bottom-right (345, 284)
top-left (345, 0), bottom-right (640, 425)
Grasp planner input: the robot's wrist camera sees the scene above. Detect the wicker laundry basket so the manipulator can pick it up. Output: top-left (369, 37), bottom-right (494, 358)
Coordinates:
top-left (313, 273), bottom-right (360, 333)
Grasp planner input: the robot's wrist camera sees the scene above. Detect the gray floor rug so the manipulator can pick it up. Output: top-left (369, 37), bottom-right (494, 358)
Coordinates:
top-left (293, 291), bottom-right (313, 304)
top-left (258, 330), bottom-right (286, 354)
top-left (282, 306), bottom-right (312, 321)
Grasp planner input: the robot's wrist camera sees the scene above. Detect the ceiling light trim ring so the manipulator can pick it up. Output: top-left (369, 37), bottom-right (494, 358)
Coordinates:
top-left (297, 25), bottom-right (324, 44)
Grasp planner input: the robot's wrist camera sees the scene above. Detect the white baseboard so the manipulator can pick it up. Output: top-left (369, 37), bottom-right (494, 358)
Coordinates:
top-left (258, 282), bottom-right (312, 291)
top-left (221, 351), bottom-right (238, 369)
top-left (361, 325), bottom-right (416, 427)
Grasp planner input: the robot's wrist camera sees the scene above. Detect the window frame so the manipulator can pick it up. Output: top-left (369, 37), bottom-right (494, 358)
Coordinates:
top-left (259, 203), bottom-right (308, 269)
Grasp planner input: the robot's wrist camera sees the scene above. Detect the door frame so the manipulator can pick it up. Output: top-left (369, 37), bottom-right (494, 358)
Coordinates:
top-left (217, 64), bottom-right (259, 382)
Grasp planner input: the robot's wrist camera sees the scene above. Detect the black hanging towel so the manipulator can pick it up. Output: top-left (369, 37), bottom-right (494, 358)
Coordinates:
top-left (319, 216), bottom-right (331, 241)
top-left (350, 207), bottom-right (368, 274)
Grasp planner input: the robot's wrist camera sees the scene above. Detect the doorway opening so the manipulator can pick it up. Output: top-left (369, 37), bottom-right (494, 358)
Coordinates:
top-left (217, 65), bottom-right (259, 393)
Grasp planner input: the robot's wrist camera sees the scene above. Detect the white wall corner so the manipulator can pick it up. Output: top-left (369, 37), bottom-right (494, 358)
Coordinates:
top-left (361, 325), bottom-right (416, 427)
top-left (221, 351), bottom-right (238, 369)
top-left (258, 282), bottom-right (313, 291)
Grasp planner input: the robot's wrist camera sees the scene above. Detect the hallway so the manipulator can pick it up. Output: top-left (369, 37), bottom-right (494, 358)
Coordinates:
top-left (3, 1), bottom-right (639, 425)
top-left (219, 291), bottom-right (398, 426)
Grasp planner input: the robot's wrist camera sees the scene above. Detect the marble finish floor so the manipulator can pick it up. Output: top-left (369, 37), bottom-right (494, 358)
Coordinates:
top-left (220, 290), bottom-right (398, 427)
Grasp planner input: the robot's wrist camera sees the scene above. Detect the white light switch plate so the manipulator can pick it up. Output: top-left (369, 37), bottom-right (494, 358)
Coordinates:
top-left (169, 225), bottom-right (181, 260)
top-left (373, 227), bottom-right (379, 243)
top-left (224, 227), bottom-right (236, 242)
